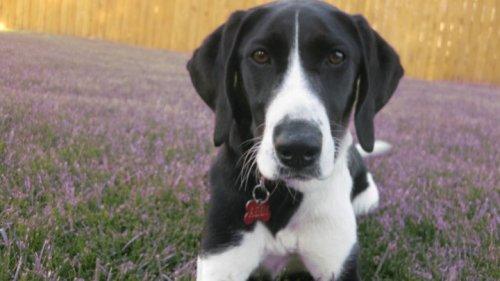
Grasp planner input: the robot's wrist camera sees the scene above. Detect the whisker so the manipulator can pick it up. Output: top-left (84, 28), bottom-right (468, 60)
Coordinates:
top-left (255, 122), bottom-right (266, 130)
top-left (237, 138), bottom-right (262, 191)
top-left (244, 158), bottom-right (258, 190)
top-left (239, 136), bottom-right (263, 148)
top-left (269, 180), bottom-right (279, 197)
top-left (244, 153), bottom-right (259, 189)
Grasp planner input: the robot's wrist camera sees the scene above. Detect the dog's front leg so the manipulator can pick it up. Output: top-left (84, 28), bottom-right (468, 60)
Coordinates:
top-left (298, 216), bottom-right (359, 281)
top-left (196, 225), bottom-right (267, 281)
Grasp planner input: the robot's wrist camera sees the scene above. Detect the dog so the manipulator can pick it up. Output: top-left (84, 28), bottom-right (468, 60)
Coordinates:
top-left (187, 0), bottom-right (403, 280)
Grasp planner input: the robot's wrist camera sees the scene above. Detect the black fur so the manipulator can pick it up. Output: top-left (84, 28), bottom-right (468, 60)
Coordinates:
top-left (337, 245), bottom-right (362, 281)
top-left (348, 146), bottom-right (369, 200)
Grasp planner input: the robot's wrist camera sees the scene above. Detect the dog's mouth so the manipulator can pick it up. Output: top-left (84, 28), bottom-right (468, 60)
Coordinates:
top-left (275, 164), bottom-right (321, 182)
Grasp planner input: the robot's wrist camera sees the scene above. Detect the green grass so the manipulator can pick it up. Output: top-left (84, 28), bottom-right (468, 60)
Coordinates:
top-left (0, 184), bottom-right (203, 280)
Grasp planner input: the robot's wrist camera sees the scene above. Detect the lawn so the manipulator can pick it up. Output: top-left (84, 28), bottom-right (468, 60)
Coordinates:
top-left (0, 32), bottom-right (498, 280)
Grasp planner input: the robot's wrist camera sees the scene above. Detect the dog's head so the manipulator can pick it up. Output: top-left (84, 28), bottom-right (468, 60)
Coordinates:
top-left (187, 1), bottom-right (403, 187)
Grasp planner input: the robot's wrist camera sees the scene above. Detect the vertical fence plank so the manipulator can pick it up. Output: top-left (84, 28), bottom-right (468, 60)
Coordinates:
top-left (0, 0), bottom-right (498, 84)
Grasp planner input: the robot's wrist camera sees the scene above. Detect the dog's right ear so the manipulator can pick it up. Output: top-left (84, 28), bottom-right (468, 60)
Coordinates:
top-left (187, 12), bottom-right (247, 147)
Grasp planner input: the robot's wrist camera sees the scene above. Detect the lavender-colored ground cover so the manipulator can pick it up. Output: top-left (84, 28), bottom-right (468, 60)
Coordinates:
top-left (0, 32), bottom-right (498, 280)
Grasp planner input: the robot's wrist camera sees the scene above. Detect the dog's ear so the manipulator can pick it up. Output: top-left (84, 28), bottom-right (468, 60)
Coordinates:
top-left (187, 11), bottom-right (251, 147)
top-left (352, 15), bottom-right (404, 152)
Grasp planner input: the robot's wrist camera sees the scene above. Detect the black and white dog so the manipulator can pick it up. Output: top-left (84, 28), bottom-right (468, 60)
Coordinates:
top-left (187, 1), bottom-right (403, 280)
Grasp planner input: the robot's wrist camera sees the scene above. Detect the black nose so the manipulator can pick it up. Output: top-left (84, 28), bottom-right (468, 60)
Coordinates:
top-left (273, 120), bottom-right (322, 169)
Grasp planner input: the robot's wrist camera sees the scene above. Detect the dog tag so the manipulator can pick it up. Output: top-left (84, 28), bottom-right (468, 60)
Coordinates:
top-left (244, 199), bottom-right (271, 225)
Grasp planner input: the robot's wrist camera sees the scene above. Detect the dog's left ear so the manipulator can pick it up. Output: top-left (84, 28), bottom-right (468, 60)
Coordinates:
top-left (352, 15), bottom-right (404, 152)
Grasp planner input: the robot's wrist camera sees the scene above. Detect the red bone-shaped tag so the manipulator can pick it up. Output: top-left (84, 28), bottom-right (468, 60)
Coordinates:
top-left (244, 199), bottom-right (271, 225)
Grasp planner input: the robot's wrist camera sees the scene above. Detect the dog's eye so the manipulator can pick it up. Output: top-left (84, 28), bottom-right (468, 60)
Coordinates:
top-left (252, 50), bottom-right (270, 64)
top-left (328, 50), bottom-right (345, 65)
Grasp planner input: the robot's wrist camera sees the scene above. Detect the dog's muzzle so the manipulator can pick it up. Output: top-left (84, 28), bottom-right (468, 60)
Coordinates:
top-left (273, 119), bottom-right (322, 170)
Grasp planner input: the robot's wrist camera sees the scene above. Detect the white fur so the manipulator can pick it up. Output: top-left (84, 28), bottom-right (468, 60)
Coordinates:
top-left (352, 173), bottom-right (380, 215)
top-left (197, 135), bottom-right (357, 281)
top-left (356, 140), bottom-right (392, 158)
top-left (256, 12), bottom-right (335, 181)
top-left (196, 223), bottom-right (268, 281)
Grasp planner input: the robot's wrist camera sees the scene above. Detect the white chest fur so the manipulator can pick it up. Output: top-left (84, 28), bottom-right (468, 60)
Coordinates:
top-left (259, 162), bottom-right (358, 279)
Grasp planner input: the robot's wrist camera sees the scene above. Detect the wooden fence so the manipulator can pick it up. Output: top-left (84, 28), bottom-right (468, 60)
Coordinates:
top-left (0, 0), bottom-right (499, 84)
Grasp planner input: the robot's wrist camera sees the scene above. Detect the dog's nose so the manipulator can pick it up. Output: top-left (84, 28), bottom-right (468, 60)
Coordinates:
top-left (273, 120), bottom-right (322, 169)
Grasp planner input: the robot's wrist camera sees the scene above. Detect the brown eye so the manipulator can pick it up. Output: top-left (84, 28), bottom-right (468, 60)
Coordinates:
top-left (252, 50), bottom-right (270, 64)
top-left (328, 50), bottom-right (345, 65)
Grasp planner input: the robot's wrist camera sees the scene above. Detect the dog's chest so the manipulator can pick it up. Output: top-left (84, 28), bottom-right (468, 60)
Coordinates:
top-left (259, 174), bottom-right (356, 274)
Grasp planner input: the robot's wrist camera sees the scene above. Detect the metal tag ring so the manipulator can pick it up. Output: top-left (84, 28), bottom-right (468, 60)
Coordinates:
top-left (252, 179), bottom-right (270, 203)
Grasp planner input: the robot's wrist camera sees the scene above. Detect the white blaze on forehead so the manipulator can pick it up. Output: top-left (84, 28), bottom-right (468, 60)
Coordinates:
top-left (266, 12), bottom-right (325, 123)
top-left (256, 11), bottom-right (335, 182)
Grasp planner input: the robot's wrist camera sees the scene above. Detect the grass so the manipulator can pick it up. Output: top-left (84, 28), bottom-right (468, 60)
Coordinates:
top-left (1, 186), bottom-right (203, 280)
top-left (0, 32), bottom-right (499, 280)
